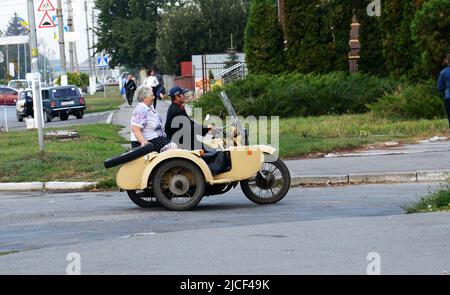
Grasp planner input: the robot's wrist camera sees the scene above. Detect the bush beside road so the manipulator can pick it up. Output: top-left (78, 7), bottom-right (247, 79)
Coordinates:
top-left (404, 184), bottom-right (450, 213)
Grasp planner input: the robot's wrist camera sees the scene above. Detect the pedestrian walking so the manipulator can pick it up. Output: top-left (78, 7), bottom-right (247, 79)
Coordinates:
top-left (143, 69), bottom-right (160, 108)
top-left (438, 53), bottom-right (450, 128)
top-left (124, 75), bottom-right (137, 106)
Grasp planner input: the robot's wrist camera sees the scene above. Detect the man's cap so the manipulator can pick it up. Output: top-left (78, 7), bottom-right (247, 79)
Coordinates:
top-left (169, 86), bottom-right (189, 97)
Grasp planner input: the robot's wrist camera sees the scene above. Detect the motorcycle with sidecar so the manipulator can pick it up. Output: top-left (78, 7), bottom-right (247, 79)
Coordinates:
top-left (104, 92), bottom-right (291, 211)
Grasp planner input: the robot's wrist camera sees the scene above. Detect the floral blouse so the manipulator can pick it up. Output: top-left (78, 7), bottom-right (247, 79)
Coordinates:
top-left (130, 103), bottom-right (166, 142)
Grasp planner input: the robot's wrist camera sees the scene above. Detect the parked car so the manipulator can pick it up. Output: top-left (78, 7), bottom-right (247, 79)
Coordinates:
top-left (42, 86), bottom-right (86, 122)
top-left (15, 89), bottom-right (34, 122)
top-left (0, 86), bottom-right (19, 106)
top-left (8, 80), bottom-right (32, 91)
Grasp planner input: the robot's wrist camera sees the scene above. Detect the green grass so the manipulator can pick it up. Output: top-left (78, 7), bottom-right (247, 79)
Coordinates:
top-left (403, 184), bottom-right (450, 214)
top-left (278, 113), bottom-right (449, 158)
top-left (84, 87), bottom-right (125, 114)
top-left (0, 124), bottom-right (127, 188)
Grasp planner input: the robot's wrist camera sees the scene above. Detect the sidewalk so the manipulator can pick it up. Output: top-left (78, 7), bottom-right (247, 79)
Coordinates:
top-left (113, 101), bottom-right (450, 186)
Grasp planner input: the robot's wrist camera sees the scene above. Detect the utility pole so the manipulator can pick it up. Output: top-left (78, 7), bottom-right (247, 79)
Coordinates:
top-left (26, 0), bottom-right (45, 153)
top-left (67, 0), bottom-right (74, 72)
top-left (56, 0), bottom-right (67, 74)
top-left (84, 0), bottom-right (92, 76)
top-left (84, 0), bottom-right (95, 94)
top-left (91, 8), bottom-right (97, 78)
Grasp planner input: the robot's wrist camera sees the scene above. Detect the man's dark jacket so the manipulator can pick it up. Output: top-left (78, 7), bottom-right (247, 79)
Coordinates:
top-left (165, 103), bottom-right (209, 150)
top-left (438, 66), bottom-right (450, 100)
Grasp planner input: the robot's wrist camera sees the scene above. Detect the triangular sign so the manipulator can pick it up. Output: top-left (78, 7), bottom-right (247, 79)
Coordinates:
top-left (38, 0), bottom-right (56, 12)
top-left (39, 12), bottom-right (56, 29)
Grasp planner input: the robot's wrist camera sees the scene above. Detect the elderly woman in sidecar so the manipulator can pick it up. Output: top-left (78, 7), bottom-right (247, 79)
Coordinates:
top-left (130, 85), bottom-right (177, 151)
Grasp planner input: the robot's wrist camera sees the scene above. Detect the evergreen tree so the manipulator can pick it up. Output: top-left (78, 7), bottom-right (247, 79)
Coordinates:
top-left (5, 13), bottom-right (28, 37)
top-left (382, 0), bottom-right (427, 78)
top-left (412, 0), bottom-right (450, 79)
top-left (353, 0), bottom-right (387, 75)
top-left (244, 0), bottom-right (286, 74)
top-left (284, 0), bottom-right (352, 73)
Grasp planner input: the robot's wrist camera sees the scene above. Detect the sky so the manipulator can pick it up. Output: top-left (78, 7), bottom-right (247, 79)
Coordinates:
top-left (0, 0), bottom-right (96, 64)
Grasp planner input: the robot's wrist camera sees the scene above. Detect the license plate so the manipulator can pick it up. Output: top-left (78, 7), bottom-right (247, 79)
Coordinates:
top-left (61, 101), bottom-right (74, 106)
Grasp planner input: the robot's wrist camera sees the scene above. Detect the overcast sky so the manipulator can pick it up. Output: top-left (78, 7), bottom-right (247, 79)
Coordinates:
top-left (0, 0), bottom-right (96, 63)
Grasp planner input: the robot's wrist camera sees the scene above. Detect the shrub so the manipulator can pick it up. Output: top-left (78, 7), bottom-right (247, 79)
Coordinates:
top-left (56, 72), bottom-right (89, 88)
top-left (369, 81), bottom-right (446, 119)
top-left (244, 0), bottom-right (286, 74)
top-left (194, 72), bottom-right (399, 117)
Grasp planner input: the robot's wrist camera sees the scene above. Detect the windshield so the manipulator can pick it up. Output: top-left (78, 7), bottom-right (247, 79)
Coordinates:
top-left (9, 81), bottom-right (30, 89)
top-left (51, 87), bottom-right (79, 98)
top-left (220, 91), bottom-right (244, 134)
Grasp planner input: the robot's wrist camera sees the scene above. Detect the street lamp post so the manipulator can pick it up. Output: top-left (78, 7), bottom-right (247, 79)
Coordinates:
top-left (27, 0), bottom-right (45, 152)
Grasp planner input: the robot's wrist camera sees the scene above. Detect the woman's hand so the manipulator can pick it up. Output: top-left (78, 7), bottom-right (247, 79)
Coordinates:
top-left (140, 140), bottom-right (149, 147)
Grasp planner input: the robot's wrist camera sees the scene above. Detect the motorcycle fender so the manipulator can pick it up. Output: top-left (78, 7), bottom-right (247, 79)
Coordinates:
top-left (253, 145), bottom-right (278, 158)
top-left (140, 150), bottom-right (215, 190)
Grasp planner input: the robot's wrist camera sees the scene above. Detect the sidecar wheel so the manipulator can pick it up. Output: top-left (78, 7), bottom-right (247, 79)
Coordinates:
top-left (240, 158), bottom-right (291, 205)
top-left (127, 190), bottom-right (160, 208)
top-left (152, 159), bottom-right (205, 211)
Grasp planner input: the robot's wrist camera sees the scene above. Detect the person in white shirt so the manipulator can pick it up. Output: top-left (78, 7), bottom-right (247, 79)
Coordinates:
top-left (143, 69), bottom-right (160, 108)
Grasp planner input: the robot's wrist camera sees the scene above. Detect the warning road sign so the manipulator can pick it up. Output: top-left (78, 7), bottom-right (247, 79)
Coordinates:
top-left (39, 12), bottom-right (56, 29)
top-left (38, 0), bottom-right (55, 12)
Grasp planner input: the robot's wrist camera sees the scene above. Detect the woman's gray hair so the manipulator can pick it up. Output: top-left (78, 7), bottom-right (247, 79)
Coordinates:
top-left (134, 85), bottom-right (154, 102)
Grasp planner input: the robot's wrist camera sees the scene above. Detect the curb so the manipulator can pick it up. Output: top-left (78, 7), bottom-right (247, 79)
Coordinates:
top-left (0, 170), bottom-right (448, 192)
top-left (0, 182), bottom-right (98, 192)
top-left (291, 170), bottom-right (450, 187)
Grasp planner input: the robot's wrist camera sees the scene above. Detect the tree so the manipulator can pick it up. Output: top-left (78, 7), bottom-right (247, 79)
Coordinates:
top-left (95, 0), bottom-right (171, 69)
top-left (353, 0), bottom-right (387, 75)
top-left (155, 3), bottom-right (208, 75)
top-left (244, 0), bottom-right (285, 74)
top-left (155, 0), bottom-right (247, 75)
top-left (5, 13), bottom-right (28, 37)
top-left (412, 0), bottom-right (450, 79)
top-left (196, 0), bottom-right (247, 53)
top-left (381, 0), bottom-right (427, 78)
top-left (284, 0), bottom-right (345, 73)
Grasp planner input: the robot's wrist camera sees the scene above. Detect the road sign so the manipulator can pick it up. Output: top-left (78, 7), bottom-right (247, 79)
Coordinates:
top-left (38, 0), bottom-right (55, 12)
top-left (97, 56), bottom-right (109, 68)
top-left (39, 12), bottom-right (56, 29)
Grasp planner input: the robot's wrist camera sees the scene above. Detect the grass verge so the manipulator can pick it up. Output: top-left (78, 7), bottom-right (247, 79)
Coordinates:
top-left (0, 124), bottom-right (127, 188)
top-left (84, 87), bottom-right (125, 114)
top-left (278, 113), bottom-right (449, 158)
top-left (403, 184), bottom-right (450, 214)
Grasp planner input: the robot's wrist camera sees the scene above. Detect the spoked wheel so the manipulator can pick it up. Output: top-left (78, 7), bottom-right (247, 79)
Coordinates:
top-left (127, 189), bottom-right (160, 208)
top-left (152, 159), bottom-right (205, 211)
top-left (240, 157), bottom-right (291, 205)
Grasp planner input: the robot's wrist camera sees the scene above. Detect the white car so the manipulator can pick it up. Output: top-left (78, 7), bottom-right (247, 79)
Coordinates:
top-left (8, 80), bottom-right (32, 91)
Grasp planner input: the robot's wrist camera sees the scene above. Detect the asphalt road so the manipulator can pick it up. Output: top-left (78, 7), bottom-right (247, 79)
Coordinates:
top-left (0, 183), bottom-right (448, 274)
top-left (0, 106), bottom-right (111, 131)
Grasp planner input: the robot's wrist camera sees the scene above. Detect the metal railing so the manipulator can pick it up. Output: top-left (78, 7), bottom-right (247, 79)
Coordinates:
top-left (218, 62), bottom-right (248, 84)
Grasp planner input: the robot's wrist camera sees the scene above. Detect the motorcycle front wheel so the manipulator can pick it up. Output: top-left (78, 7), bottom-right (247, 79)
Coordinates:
top-left (240, 158), bottom-right (291, 205)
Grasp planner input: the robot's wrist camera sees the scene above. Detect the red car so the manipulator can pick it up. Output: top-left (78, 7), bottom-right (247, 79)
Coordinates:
top-left (0, 87), bottom-right (19, 106)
